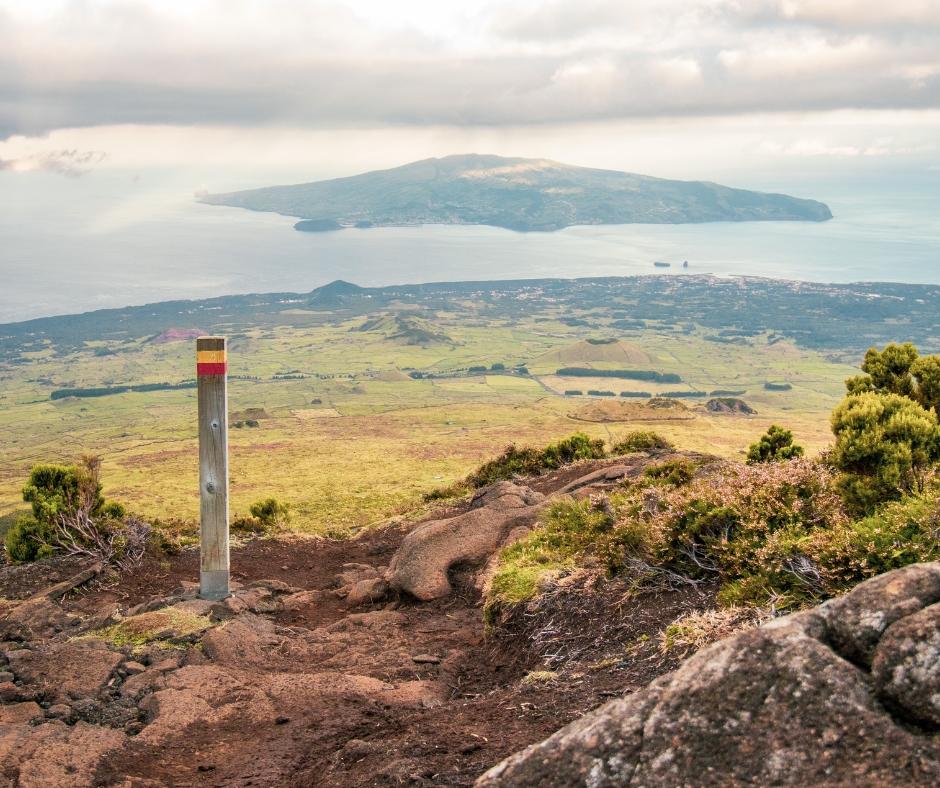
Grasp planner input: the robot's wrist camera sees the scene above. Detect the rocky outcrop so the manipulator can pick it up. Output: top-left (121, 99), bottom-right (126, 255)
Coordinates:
top-left (385, 482), bottom-right (546, 600)
top-left (476, 562), bottom-right (940, 788)
top-left (705, 397), bottom-right (756, 414)
top-left (556, 464), bottom-right (639, 495)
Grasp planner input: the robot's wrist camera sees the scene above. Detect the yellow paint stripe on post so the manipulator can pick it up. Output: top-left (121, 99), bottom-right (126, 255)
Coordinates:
top-left (196, 349), bottom-right (227, 364)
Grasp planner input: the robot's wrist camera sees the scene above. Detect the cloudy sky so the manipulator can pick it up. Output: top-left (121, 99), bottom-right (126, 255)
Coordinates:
top-left (1, 0), bottom-right (939, 178)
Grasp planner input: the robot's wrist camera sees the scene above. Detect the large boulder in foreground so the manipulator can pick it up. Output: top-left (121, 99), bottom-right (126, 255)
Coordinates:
top-left (386, 482), bottom-right (546, 600)
top-left (476, 563), bottom-right (940, 787)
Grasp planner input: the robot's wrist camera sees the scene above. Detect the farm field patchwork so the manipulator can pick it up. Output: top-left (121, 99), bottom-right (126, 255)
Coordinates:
top-left (0, 279), bottom-right (868, 535)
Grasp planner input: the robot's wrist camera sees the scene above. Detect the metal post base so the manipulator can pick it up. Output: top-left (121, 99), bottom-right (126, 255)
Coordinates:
top-left (200, 570), bottom-right (230, 601)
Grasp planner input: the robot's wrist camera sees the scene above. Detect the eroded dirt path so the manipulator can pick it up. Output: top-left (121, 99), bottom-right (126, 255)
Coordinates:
top-left (1, 457), bottom-right (717, 788)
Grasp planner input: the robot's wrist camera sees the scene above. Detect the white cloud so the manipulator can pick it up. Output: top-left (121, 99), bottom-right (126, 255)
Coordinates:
top-left (0, 1), bottom-right (938, 138)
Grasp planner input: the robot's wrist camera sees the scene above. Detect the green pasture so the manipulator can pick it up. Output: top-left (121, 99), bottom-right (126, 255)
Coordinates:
top-left (0, 306), bottom-right (859, 535)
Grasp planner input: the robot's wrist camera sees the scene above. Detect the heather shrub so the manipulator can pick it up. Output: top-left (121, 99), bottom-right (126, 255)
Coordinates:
top-left (807, 474), bottom-right (940, 587)
top-left (469, 431), bottom-right (605, 487)
top-left (659, 607), bottom-right (769, 656)
top-left (602, 458), bottom-right (853, 608)
top-left (486, 447), bottom-right (940, 617)
top-left (643, 458), bottom-right (696, 486)
top-left (611, 430), bottom-right (674, 454)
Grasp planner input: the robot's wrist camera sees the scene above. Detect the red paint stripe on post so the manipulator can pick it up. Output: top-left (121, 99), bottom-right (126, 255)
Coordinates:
top-left (197, 362), bottom-right (228, 376)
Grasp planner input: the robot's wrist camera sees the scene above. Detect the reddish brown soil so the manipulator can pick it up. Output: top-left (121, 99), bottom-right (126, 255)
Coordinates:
top-left (2, 459), bottom-right (718, 787)
top-left (87, 559), bottom-right (708, 785)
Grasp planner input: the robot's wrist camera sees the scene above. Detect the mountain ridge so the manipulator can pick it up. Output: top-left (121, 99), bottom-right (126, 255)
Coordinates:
top-left (198, 153), bottom-right (832, 231)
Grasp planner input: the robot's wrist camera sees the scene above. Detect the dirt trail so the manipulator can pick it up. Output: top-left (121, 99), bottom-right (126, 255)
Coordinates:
top-left (0, 456), bottom-right (717, 788)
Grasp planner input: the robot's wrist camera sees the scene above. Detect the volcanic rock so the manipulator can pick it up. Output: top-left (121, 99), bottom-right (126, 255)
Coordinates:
top-left (872, 601), bottom-right (940, 726)
top-left (346, 577), bottom-right (389, 607)
top-left (201, 613), bottom-right (279, 667)
top-left (386, 481), bottom-right (546, 600)
top-left (476, 562), bottom-right (940, 788)
top-left (6, 641), bottom-right (122, 704)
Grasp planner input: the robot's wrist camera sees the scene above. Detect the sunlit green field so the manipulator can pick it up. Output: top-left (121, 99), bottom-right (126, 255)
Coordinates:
top-left (0, 308), bottom-right (858, 534)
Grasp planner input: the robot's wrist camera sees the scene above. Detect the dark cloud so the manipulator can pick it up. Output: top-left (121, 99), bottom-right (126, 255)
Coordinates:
top-left (0, 1), bottom-right (938, 139)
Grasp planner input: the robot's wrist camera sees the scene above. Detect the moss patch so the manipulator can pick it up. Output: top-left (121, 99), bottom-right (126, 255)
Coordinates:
top-left (97, 608), bottom-right (213, 648)
top-left (486, 497), bottom-right (616, 615)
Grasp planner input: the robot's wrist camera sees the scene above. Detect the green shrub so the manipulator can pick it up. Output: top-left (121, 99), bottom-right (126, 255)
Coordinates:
top-left (248, 497), bottom-right (291, 528)
top-left (147, 528), bottom-right (183, 555)
top-left (611, 430), bottom-right (674, 454)
top-left (5, 515), bottom-right (56, 563)
top-left (843, 342), bottom-right (940, 414)
top-left (540, 432), bottom-right (606, 470)
top-left (469, 431), bottom-right (605, 486)
top-left (470, 445), bottom-right (545, 486)
top-left (22, 460), bottom-right (104, 525)
top-left (102, 501), bottom-right (127, 519)
top-left (0, 509), bottom-right (28, 545)
top-left (490, 363), bottom-right (505, 371)
top-left (422, 480), bottom-right (471, 502)
top-left (746, 425), bottom-right (804, 464)
top-left (6, 455), bottom-right (140, 564)
top-left (830, 391), bottom-right (940, 515)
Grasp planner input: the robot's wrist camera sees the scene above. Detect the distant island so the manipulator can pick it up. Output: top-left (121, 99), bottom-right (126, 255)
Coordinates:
top-left (197, 154), bottom-right (832, 232)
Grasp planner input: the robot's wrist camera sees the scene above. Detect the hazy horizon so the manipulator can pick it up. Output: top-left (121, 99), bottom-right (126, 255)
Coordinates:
top-left (1, 1), bottom-right (938, 321)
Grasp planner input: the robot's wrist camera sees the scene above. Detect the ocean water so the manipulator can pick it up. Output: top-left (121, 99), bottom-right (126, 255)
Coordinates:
top-left (1, 164), bottom-right (939, 324)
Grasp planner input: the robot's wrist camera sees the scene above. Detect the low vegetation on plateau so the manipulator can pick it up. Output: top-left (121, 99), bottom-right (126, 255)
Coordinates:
top-left (4, 274), bottom-right (940, 549)
top-left (7, 342), bottom-right (940, 639)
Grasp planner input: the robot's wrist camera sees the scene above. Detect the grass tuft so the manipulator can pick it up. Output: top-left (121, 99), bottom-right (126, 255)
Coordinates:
top-left (659, 607), bottom-right (768, 655)
top-left (522, 670), bottom-right (559, 684)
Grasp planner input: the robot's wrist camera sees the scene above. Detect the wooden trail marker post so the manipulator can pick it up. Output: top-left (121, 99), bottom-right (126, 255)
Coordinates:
top-left (197, 336), bottom-right (230, 600)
